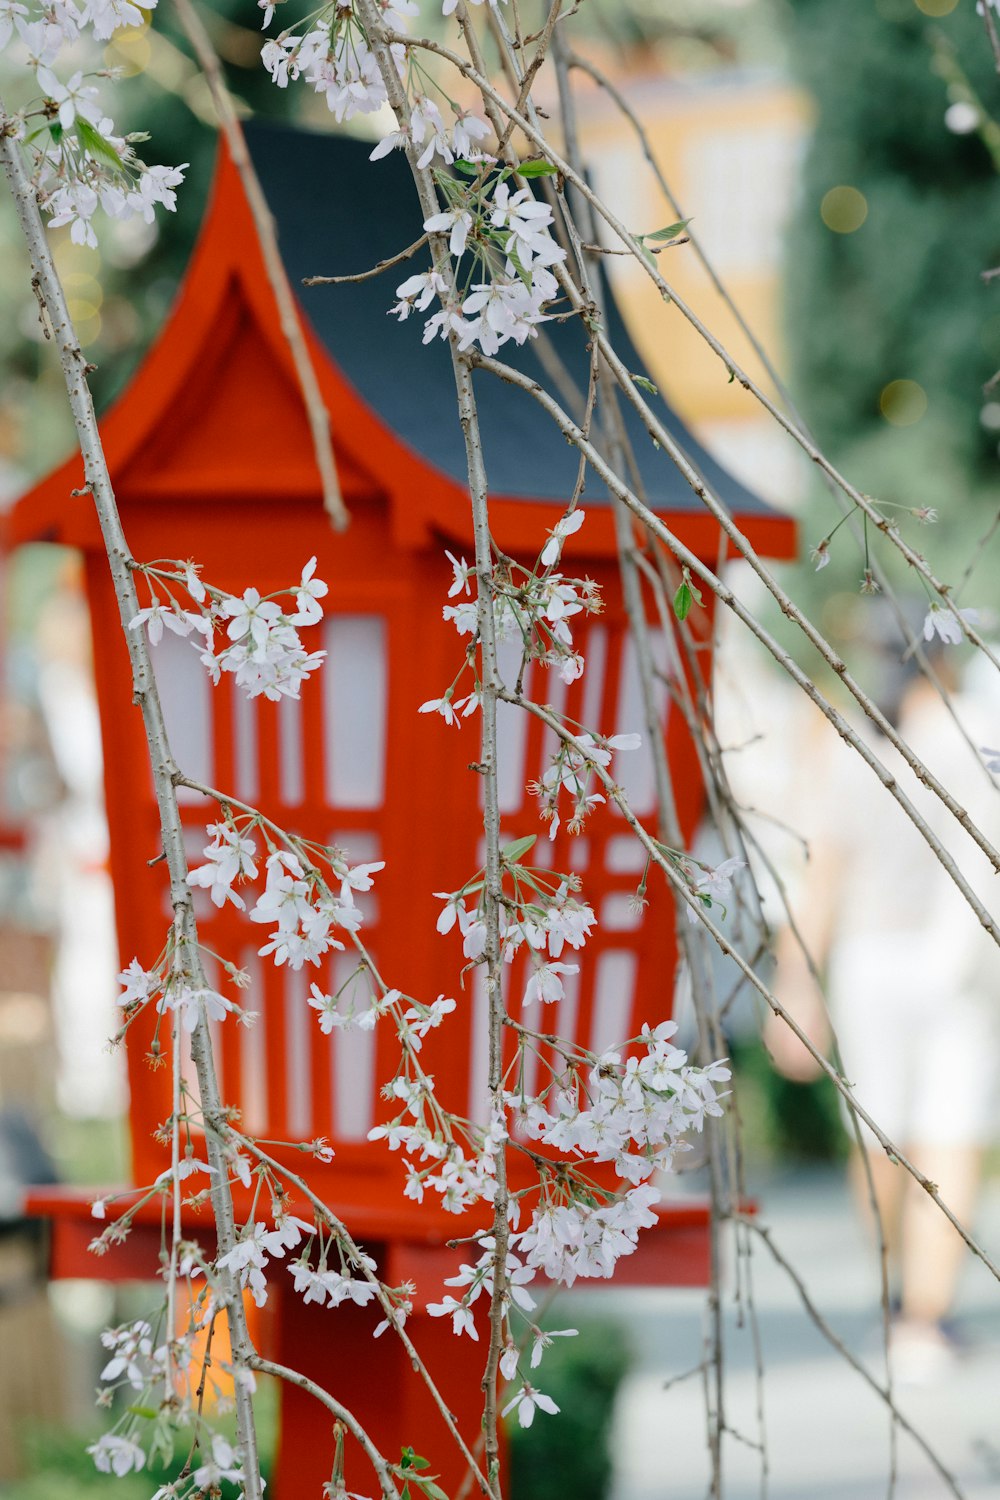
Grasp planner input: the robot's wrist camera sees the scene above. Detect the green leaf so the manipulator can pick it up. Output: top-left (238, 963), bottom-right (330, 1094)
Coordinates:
top-left (518, 158), bottom-right (559, 178)
top-left (454, 159), bottom-right (481, 176)
top-left (644, 219), bottom-right (691, 242)
top-left (631, 374), bottom-right (658, 395)
top-left (501, 834), bottom-right (537, 865)
top-left (673, 581), bottom-right (693, 622)
top-left (503, 237), bottom-right (533, 289)
top-left (76, 117), bottom-right (123, 171)
top-left (418, 1482), bottom-right (449, 1500)
top-left (401, 1485), bottom-right (411, 1500)
top-left (125, 1404), bottom-right (159, 1420)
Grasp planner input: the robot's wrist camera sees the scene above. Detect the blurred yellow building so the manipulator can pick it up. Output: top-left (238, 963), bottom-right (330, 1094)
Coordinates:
top-left (578, 66), bottom-right (812, 510)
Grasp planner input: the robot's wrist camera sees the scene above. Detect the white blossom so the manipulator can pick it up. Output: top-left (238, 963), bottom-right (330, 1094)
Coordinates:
top-left (501, 1383), bottom-right (559, 1428)
top-left (117, 958), bottom-right (159, 1006)
top-left (87, 1434), bottom-right (146, 1476)
top-left (541, 508), bottom-right (585, 568)
top-left (156, 983), bottom-right (236, 1033)
top-left (923, 603), bottom-right (980, 645)
top-left (192, 1435), bottom-right (245, 1489)
top-left (188, 821), bottom-right (258, 909)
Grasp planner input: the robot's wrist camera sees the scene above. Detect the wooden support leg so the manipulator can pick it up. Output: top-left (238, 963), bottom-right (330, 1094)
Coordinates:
top-left (270, 1257), bottom-right (492, 1499)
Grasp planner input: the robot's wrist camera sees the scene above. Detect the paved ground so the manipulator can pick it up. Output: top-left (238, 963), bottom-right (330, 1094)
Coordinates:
top-left (560, 1165), bottom-right (1000, 1500)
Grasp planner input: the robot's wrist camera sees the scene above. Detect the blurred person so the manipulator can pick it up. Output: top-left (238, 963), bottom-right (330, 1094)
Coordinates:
top-left (766, 638), bottom-right (1000, 1381)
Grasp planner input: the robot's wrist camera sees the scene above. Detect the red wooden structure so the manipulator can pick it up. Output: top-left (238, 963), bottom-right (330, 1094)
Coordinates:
top-left (9, 123), bottom-right (794, 1496)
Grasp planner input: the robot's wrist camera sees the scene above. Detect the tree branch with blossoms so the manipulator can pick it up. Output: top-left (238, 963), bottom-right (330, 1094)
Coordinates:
top-left (0, 90), bottom-right (265, 1500)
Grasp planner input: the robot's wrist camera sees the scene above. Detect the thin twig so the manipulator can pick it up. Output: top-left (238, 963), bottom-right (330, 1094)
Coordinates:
top-left (303, 233), bottom-right (428, 286)
top-left (744, 1219), bottom-right (964, 1498)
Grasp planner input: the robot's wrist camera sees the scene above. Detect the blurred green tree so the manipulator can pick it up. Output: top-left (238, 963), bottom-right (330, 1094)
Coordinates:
top-left (784, 0), bottom-right (1000, 583)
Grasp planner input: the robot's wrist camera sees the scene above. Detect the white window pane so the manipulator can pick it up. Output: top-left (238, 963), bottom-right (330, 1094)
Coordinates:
top-left (284, 966), bottom-right (312, 1140)
top-left (233, 687), bottom-right (258, 804)
top-left (490, 647), bottom-right (533, 815)
top-left (279, 694), bottom-right (304, 806)
top-left (323, 617), bottom-right (386, 808)
top-left (614, 635), bottom-right (670, 817)
top-left (590, 950), bottom-right (636, 1055)
top-left (580, 624), bottom-right (608, 737)
top-left (554, 964), bottom-right (580, 1052)
top-left (152, 633), bottom-right (212, 802)
top-left (568, 837), bottom-right (591, 872)
top-left (601, 892), bottom-right (642, 932)
top-left (606, 835), bottom-right (647, 874)
top-left (328, 951), bottom-right (376, 1140)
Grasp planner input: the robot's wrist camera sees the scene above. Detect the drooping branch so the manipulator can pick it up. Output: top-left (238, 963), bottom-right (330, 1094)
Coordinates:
top-left (0, 102), bottom-right (264, 1500)
top-left (388, 25), bottom-right (1000, 666)
top-left (499, 685), bottom-right (1000, 1290)
top-left (472, 349), bottom-right (1000, 951)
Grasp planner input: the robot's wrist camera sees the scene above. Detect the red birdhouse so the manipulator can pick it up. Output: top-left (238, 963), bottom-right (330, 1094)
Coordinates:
top-left (11, 123), bottom-right (794, 1496)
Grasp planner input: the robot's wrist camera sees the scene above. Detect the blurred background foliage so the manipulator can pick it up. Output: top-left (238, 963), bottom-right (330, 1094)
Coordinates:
top-left (783, 0), bottom-right (1000, 592)
top-left (506, 1319), bottom-right (632, 1500)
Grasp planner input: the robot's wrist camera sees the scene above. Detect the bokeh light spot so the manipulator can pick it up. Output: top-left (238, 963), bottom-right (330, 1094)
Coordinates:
top-left (104, 29), bottom-right (150, 74)
top-left (914, 0), bottom-right (958, 14)
top-left (820, 186), bottom-right (868, 234)
top-left (880, 379), bottom-right (928, 426)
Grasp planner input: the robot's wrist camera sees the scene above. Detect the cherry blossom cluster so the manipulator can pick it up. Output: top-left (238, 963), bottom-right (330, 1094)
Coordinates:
top-left (371, 91), bottom-right (493, 170)
top-left (413, 1020), bottom-right (729, 1404)
top-left (394, 163), bottom-right (567, 357)
top-left (1, 0), bottom-right (187, 247)
top-left (372, 1083), bottom-right (508, 1215)
top-left (217, 1211), bottom-right (317, 1308)
top-left (86, 1294), bottom-right (254, 1494)
top-left (258, 1), bottom-right (564, 357)
top-left (516, 1020), bottom-right (731, 1190)
top-left (433, 834), bottom-right (594, 1009)
top-left (260, 0), bottom-right (408, 116)
top-left (185, 811), bottom-right (385, 972)
top-left (116, 955), bottom-right (247, 1035)
top-left (533, 730), bottom-right (642, 840)
top-left (420, 523), bottom-right (602, 727)
top-left (129, 557), bottom-right (328, 702)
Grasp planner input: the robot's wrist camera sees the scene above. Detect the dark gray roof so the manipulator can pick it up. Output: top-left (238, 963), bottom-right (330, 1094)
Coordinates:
top-left (245, 120), bottom-right (771, 516)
